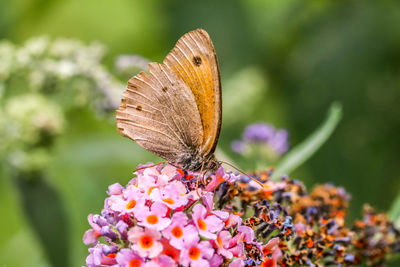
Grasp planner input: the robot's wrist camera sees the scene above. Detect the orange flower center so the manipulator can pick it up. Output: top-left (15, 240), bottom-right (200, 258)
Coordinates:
top-left (163, 198), bottom-right (175, 205)
top-left (197, 219), bottom-right (207, 230)
top-left (139, 235), bottom-right (153, 249)
top-left (147, 186), bottom-right (157, 195)
top-left (177, 168), bottom-right (184, 177)
top-left (261, 258), bottom-right (274, 267)
top-left (129, 259), bottom-right (141, 267)
top-left (146, 215), bottom-right (159, 225)
top-left (126, 200), bottom-right (136, 209)
top-left (188, 246), bottom-right (200, 260)
top-left (217, 236), bottom-right (222, 248)
top-left (306, 238), bottom-right (314, 248)
top-left (262, 247), bottom-right (271, 255)
top-left (171, 226), bottom-right (183, 238)
top-left (216, 173), bottom-right (225, 184)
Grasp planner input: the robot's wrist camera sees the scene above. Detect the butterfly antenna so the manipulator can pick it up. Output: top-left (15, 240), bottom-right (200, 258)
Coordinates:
top-left (219, 161), bottom-right (264, 188)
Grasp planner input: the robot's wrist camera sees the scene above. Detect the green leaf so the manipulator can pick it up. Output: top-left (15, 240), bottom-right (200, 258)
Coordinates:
top-left (15, 173), bottom-right (70, 267)
top-left (270, 103), bottom-right (342, 181)
top-left (0, 169), bottom-right (50, 267)
top-left (0, 229), bottom-right (50, 267)
top-left (389, 193), bottom-right (400, 228)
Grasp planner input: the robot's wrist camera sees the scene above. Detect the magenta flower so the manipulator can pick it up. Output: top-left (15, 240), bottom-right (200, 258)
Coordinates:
top-left (116, 248), bottom-right (144, 267)
top-left (107, 182), bottom-right (124, 195)
top-left (261, 237), bottom-right (282, 267)
top-left (155, 255), bottom-right (177, 266)
top-left (140, 254), bottom-right (177, 266)
top-left (162, 212), bottom-right (197, 250)
top-left (128, 226), bottom-right (163, 258)
top-left (213, 231), bottom-right (240, 259)
top-left (205, 167), bottom-right (239, 192)
top-left (86, 244), bottom-right (102, 267)
top-left (86, 244), bottom-right (117, 267)
top-left (137, 164), bottom-right (176, 192)
top-left (224, 213), bottom-right (242, 229)
top-left (150, 181), bottom-right (188, 209)
top-left (83, 163), bottom-right (259, 267)
top-left (180, 234), bottom-right (214, 267)
top-left (108, 185), bottom-right (145, 215)
top-left (135, 202), bottom-right (171, 231)
top-left (209, 254), bottom-right (223, 267)
top-left (202, 192), bottom-right (229, 221)
top-left (83, 214), bottom-right (102, 245)
top-left (228, 258), bottom-right (245, 267)
top-left (192, 204), bottom-right (224, 239)
top-left (237, 225), bottom-right (255, 243)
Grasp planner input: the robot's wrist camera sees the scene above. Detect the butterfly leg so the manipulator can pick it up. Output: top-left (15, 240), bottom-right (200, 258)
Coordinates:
top-left (195, 161), bottom-right (206, 197)
top-left (133, 161), bottom-right (168, 173)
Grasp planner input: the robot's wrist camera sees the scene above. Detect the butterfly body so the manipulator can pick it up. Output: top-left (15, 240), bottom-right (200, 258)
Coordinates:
top-left (117, 29), bottom-right (221, 172)
top-left (178, 152), bottom-right (219, 172)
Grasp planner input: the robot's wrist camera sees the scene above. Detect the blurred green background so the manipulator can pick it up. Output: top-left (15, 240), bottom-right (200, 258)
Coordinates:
top-left (1, 0), bottom-right (400, 266)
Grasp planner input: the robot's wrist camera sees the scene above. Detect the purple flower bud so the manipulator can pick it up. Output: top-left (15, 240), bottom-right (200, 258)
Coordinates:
top-left (101, 210), bottom-right (115, 224)
top-left (86, 245), bottom-right (103, 267)
top-left (101, 225), bottom-right (118, 240)
top-left (115, 220), bottom-right (128, 234)
top-left (93, 214), bottom-right (108, 227)
top-left (102, 245), bottom-right (118, 255)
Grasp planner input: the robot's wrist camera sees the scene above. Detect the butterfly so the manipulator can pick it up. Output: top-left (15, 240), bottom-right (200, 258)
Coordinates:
top-left (116, 29), bottom-right (222, 172)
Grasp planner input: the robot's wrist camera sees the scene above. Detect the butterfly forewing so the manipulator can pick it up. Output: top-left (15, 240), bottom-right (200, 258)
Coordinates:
top-left (116, 62), bottom-right (203, 163)
top-left (163, 29), bottom-right (222, 156)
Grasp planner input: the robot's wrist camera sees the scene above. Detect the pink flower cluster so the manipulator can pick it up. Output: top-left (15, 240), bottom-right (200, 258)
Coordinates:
top-left (83, 164), bottom-right (258, 267)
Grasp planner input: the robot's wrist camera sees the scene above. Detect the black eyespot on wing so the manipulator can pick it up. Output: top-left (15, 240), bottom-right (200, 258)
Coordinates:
top-left (162, 86), bottom-right (168, 92)
top-left (193, 56), bottom-right (202, 66)
top-left (136, 105), bottom-right (142, 111)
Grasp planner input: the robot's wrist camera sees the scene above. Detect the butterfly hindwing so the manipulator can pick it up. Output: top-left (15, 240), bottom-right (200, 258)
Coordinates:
top-left (163, 29), bottom-right (222, 156)
top-left (116, 62), bottom-right (203, 163)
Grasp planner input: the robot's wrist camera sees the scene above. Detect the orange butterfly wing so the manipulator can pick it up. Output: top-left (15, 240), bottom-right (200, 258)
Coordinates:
top-left (163, 29), bottom-right (222, 156)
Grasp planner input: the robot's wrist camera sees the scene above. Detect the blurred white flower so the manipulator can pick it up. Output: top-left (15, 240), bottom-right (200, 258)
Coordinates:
top-left (24, 36), bottom-right (49, 56)
top-left (5, 93), bottom-right (63, 140)
top-left (0, 41), bottom-right (16, 80)
top-left (115, 54), bottom-right (150, 73)
top-left (2, 94), bottom-right (64, 171)
top-left (0, 35), bottom-right (125, 173)
top-left (0, 36), bottom-right (124, 109)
